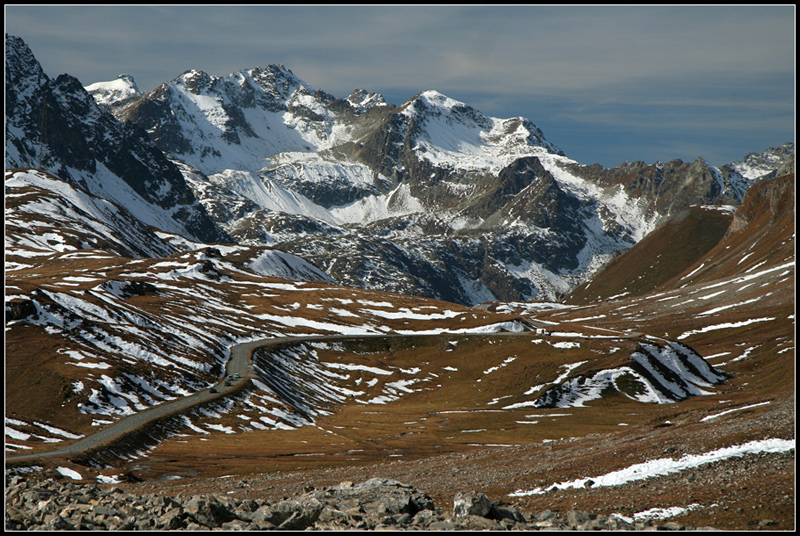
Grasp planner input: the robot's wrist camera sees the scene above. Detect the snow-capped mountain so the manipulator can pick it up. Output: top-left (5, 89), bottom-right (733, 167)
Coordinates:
top-left (84, 74), bottom-right (141, 108)
top-left (6, 35), bottom-right (794, 305)
top-left (5, 36), bottom-right (229, 245)
top-left (109, 64), bottom-right (391, 176)
top-left (79, 60), bottom-right (636, 303)
top-left (104, 54), bottom-right (791, 304)
top-left (720, 142), bottom-right (795, 183)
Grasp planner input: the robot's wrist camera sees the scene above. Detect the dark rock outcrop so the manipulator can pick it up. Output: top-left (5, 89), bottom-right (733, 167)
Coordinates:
top-left (4, 475), bottom-right (711, 531)
top-left (5, 35), bottom-right (230, 245)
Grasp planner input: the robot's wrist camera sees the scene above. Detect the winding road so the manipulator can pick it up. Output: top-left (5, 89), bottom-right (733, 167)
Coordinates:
top-left (5, 336), bottom-right (289, 463)
top-left (6, 323), bottom-right (637, 464)
top-left (5, 333), bottom-right (446, 463)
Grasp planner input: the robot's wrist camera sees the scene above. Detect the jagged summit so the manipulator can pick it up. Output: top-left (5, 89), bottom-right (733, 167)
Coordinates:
top-left (246, 64), bottom-right (312, 99)
top-left (84, 74), bottom-right (141, 107)
top-left (5, 34), bottom-right (229, 244)
top-left (6, 34), bottom-right (794, 305)
top-left (396, 89), bottom-right (564, 173)
top-left (346, 88), bottom-right (388, 110)
top-left (721, 142), bottom-right (795, 182)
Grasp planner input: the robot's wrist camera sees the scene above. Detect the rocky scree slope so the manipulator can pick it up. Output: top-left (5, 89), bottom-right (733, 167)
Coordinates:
top-left (5, 475), bottom-right (715, 531)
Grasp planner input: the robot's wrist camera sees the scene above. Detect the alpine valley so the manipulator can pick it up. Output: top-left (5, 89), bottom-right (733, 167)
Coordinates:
top-left (4, 34), bottom-right (796, 531)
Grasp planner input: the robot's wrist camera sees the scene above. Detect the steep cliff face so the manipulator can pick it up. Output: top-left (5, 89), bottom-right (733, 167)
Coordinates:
top-left (5, 35), bottom-right (230, 244)
top-left (725, 173), bottom-right (794, 237)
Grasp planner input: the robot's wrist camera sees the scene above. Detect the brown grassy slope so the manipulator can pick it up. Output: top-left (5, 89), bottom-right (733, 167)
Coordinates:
top-left (5, 241), bottom-right (526, 453)
top-left (565, 205), bottom-right (734, 305)
top-left (8, 175), bottom-right (794, 531)
top-left (656, 173), bottom-right (795, 288)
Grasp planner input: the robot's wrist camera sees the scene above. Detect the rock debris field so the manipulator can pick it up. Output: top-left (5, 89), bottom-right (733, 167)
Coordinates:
top-left (5, 475), bottom-right (720, 531)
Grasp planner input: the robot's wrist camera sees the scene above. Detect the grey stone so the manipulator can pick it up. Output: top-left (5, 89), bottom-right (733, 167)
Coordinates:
top-left (90, 504), bottom-right (118, 517)
top-left (490, 503), bottom-right (527, 523)
top-left (5, 505), bottom-right (28, 526)
top-left (461, 514), bottom-right (502, 530)
top-left (453, 490), bottom-right (492, 518)
top-left (249, 518), bottom-right (277, 530)
top-left (45, 515), bottom-right (75, 530)
top-left (428, 519), bottom-right (460, 530)
top-left (315, 477), bottom-right (434, 517)
top-left (221, 519), bottom-right (251, 530)
top-left (157, 509), bottom-right (187, 530)
top-left (183, 495), bottom-right (236, 528)
top-left (317, 505), bottom-right (348, 525)
top-left (535, 509), bottom-right (558, 521)
top-left (566, 509), bottom-right (592, 527)
top-left (396, 512), bottom-right (414, 525)
top-left (380, 514), bottom-right (397, 525)
top-left (278, 506), bottom-right (322, 531)
top-left (412, 509), bottom-right (439, 526)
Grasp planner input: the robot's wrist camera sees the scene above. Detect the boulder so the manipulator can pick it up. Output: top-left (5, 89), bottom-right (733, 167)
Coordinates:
top-left (453, 490), bottom-right (492, 518)
top-left (183, 495), bottom-right (235, 528)
top-left (308, 478), bottom-right (434, 518)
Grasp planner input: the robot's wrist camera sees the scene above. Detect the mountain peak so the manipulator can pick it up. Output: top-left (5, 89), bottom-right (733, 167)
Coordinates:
top-left (84, 74), bottom-right (141, 107)
top-left (346, 88), bottom-right (387, 110)
top-left (5, 34), bottom-right (48, 105)
top-left (246, 64), bottom-right (311, 100)
top-left (723, 142), bottom-right (795, 182)
top-left (6, 35), bottom-right (229, 244)
top-left (417, 89), bottom-right (457, 106)
top-left (115, 73), bottom-right (138, 87)
top-left (176, 69), bottom-right (215, 92)
top-left (404, 90), bottom-right (473, 116)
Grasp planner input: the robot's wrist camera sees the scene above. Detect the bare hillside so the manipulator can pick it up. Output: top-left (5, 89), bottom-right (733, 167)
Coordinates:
top-left (7, 175), bottom-right (794, 530)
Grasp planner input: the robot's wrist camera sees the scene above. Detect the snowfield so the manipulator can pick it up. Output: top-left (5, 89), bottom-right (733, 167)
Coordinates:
top-left (509, 438), bottom-right (795, 497)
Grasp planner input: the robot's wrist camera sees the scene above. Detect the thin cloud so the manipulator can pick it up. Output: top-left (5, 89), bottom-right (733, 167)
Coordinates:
top-left (5, 4), bottom-right (794, 167)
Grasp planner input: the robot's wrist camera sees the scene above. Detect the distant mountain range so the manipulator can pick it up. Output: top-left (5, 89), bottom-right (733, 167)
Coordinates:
top-left (5, 35), bottom-right (796, 505)
top-left (6, 34), bottom-right (795, 305)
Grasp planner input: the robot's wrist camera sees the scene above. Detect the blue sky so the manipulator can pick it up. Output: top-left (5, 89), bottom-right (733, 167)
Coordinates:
top-left (5, 5), bottom-right (795, 167)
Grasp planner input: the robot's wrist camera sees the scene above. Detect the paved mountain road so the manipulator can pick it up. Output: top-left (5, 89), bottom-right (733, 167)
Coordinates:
top-left (6, 334), bottom-right (428, 463)
top-left (5, 336), bottom-right (294, 463)
top-left (6, 328), bottom-right (643, 464)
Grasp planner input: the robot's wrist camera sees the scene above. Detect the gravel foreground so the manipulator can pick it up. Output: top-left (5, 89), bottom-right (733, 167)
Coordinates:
top-left (5, 474), bottom-right (723, 531)
top-left (6, 396), bottom-right (795, 531)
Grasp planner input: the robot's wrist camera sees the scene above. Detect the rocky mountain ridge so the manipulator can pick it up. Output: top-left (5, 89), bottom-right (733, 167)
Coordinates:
top-left (82, 53), bottom-right (791, 304)
top-left (6, 34), bottom-right (793, 305)
top-left (4, 36), bottom-right (229, 245)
